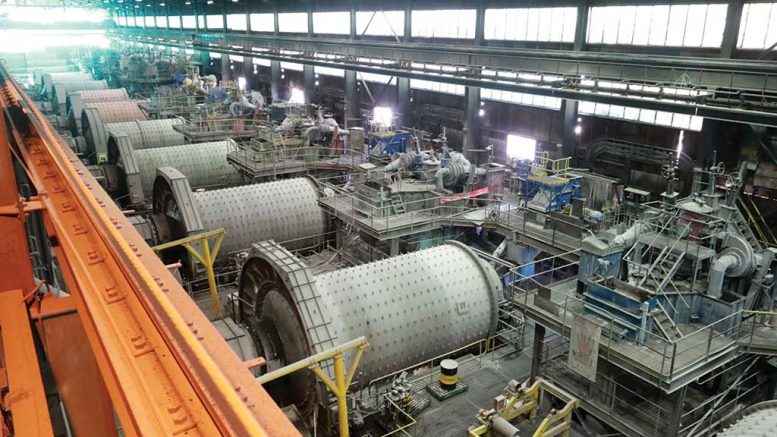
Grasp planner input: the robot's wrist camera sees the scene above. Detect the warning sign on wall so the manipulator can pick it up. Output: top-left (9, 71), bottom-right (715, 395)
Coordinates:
top-left (568, 314), bottom-right (601, 382)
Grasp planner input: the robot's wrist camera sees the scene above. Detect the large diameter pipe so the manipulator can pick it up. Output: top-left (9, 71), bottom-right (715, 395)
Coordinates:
top-left (238, 240), bottom-right (501, 413)
top-left (51, 80), bottom-right (108, 115)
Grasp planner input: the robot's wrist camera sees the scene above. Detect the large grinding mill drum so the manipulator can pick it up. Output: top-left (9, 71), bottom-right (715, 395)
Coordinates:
top-left (105, 118), bottom-right (185, 152)
top-left (80, 101), bottom-right (149, 163)
top-left (51, 80), bottom-right (108, 115)
top-left (106, 139), bottom-right (241, 205)
top-left (238, 240), bottom-right (502, 414)
top-left (41, 72), bottom-right (91, 100)
top-left (151, 168), bottom-right (328, 265)
top-left (66, 88), bottom-right (129, 133)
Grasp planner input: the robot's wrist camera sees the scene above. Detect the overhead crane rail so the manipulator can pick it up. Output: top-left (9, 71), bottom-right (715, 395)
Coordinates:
top-left (0, 62), bottom-right (298, 436)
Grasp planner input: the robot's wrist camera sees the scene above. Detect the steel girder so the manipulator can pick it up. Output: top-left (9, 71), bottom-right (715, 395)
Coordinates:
top-left (114, 27), bottom-right (777, 126)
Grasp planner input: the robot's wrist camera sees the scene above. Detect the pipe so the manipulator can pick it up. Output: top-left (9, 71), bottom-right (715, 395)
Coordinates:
top-left (612, 221), bottom-right (642, 246)
top-left (708, 251), bottom-right (742, 298)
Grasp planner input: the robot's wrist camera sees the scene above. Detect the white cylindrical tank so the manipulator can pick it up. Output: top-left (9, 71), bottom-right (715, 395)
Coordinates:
top-left (238, 240), bottom-right (502, 413)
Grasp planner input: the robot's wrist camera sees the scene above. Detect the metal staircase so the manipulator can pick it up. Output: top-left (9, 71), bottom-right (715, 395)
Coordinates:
top-left (652, 301), bottom-right (683, 340)
top-left (390, 192), bottom-right (406, 215)
top-left (735, 195), bottom-right (771, 249)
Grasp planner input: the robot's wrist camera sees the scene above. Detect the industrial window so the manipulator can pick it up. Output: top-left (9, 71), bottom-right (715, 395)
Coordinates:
top-left (0, 6), bottom-right (107, 23)
top-left (198, 15), bottom-right (205, 30)
top-left (209, 52), bottom-right (221, 59)
top-left (125, 16), bottom-right (134, 26)
top-left (587, 4), bottom-right (727, 48)
top-left (355, 10), bottom-right (404, 36)
top-left (411, 9), bottom-right (476, 39)
top-left (252, 57), bottom-right (272, 67)
top-left (278, 12), bottom-right (308, 33)
top-left (484, 7), bottom-right (577, 42)
top-left (144, 16), bottom-right (154, 27)
top-left (506, 135), bottom-right (537, 161)
top-left (168, 15), bottom-right (180, 29)
top-left (315, 66), bottom-right (345, 77)
top-left (117, 16), bottom-right (127, 26)
top-left (155, 16), bottom-right (166, 28)
top-left (229, 55), bottom-right (244, 62)
top-left (357, 72), bottom-right (395, 84)
top-left (481, 88), bottom-right (562, 110)
top-left (250, 13), bottom-right (274, 32)
top-left (313, 11), bottom-right (350, 35)
top-left (227, 14), bottom-right (247, 31)
top-left (738, 2), bottom-right (777, 49)
top-left (182, 15), bottom-right (195, 29)
top-left (206, 14), bottom-right (224, 30)
top-left (578, 101), bottom-right (704, 131)
top-left (280, 61), bottom-right (303, 71)
top-left (410, 79), bottom-right (465, 95)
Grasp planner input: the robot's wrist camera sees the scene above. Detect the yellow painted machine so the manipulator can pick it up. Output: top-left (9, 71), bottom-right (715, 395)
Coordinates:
top-left (468, 378), bottom-right (579, 437)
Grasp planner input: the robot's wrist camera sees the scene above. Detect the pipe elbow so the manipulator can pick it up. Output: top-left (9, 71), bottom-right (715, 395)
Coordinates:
top-left (708, 252), bottom-right (742, 298)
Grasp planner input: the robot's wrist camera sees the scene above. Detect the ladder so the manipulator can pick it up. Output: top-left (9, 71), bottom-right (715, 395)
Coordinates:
top-left (390, 192), bottom-right (406, 215)
top-left (652, 301), bottom-right (683, 340)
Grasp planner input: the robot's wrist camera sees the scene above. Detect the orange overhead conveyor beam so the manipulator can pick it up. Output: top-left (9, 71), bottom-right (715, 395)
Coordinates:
top-left (0, 63), bottom-right (299, 436)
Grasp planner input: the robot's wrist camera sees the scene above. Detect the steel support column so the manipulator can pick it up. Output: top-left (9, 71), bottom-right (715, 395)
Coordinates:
top-left (464, 86), bottom-right (481, 156)
top-left (397, 77), bottom-right (411, 127)
top-left (699, 118), bottom-right (721, 167)
top-left (243, 58), bottom-right (254, 91)
top-left (474, 1), bottom-right (485, 46)
top-left (306, 1), bottom-right (314, 38)
top-left (345, 70), bottom-right (360, 126)
top-left (304, 63), bottom-right (316, 104)
top-left (222, 56), bottom-right (231, 83)
top-left (0, 99), bottom-right (35, 293)
top-left (530, 324), bottom-right (546, 383)
top-left (721, 0), bottom-right (744, 58)
top-left (561, 100), bottom-right (579, 158)
top-left (349, 2), bottom-right (356, 40)
top-left (573, 1), bottom-right (590, 52)
top-left (271, 60), bottom-right (282, 102)
top-left (403, 2), bottom-right (412, 42)
top-left (35, 296), bottom-right (117, 436)
top-left (0, 289), bottom-right (54, 436)
top-left (666, 385), bottom-right (688, 436)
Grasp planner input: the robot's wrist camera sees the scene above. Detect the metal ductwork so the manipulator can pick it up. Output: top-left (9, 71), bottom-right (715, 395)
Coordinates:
top-left (51, 80), bottom-right (108, 115)
top-left (238, 240), bottom-right (502, 414)
top-left (707, 233), bottom-right (756, 298)
top-left (80, 101), bottom-right (149, 163)
top-left (106, 139), bottom-right (241, 205)
top-left (151, 168), bottom-right (327, 264)
top-left (66, 88), bottom-right (129, 132)
top-left (40, 72), bottom-right (91, 100)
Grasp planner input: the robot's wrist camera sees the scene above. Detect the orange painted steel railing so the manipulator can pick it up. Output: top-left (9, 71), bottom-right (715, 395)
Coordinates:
top-left (0, 62), bottom-right (299, 436)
